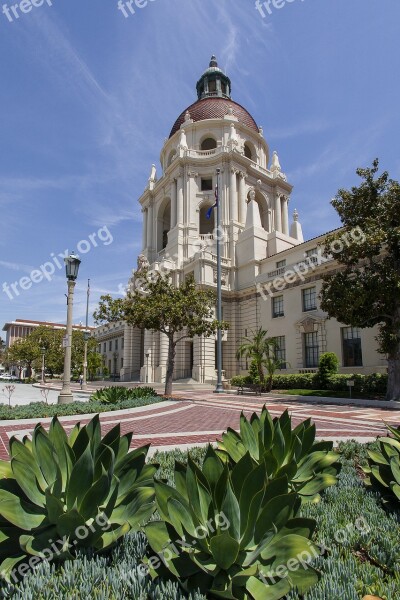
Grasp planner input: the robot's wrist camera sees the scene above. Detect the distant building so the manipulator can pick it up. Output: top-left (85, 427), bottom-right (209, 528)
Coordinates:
top-left (2, 319), bottom-right (95, 349)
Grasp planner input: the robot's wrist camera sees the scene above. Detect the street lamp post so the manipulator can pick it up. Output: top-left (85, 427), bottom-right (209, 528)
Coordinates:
top-left (82, 279), bottom-right (90, 391)
top-left (41, 347), bottom-right (46, 385)
top-left (58, 252), bottom-right (81, 405)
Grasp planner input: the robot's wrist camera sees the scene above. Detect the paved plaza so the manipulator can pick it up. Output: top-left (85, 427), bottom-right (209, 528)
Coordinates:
top-left (0, 386), bottom-right (399, 460)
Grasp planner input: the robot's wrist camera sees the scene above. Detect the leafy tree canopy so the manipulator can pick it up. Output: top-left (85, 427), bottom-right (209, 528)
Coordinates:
top-left (320, 160), bottom-right (400, 400)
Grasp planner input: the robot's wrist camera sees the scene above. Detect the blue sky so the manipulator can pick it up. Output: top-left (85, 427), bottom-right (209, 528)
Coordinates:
top-left (0, 0), bottom-right (399, 329)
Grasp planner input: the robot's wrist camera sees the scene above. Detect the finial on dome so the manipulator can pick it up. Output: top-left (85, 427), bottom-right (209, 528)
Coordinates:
top-left (209, 55), bottom-right (218, 68)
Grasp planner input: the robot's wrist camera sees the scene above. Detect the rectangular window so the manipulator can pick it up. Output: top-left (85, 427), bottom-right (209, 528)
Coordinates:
top-left (103, 342), bottom-right (106, 353)
top-left (201, 178), bottom-right (213, 191)
top-left (304, 332), bottom-right (319, 368)
top-left (342, 327), bottom-right (363, 367)
top-left (305, 248), bottom-right (318, 257)
top-left (302, 287), bottom-right (317, 311)
top-left (272, 295), bottom-right (284, 318)
top-left (115, 339), bottom-right (118, 351)
top-left (274, 336), bottom-right (286, 369)
top-left (276, 259), bottom-right (286, 269)
top-left (122, 337), bottom-right (124, 350)
top-left (109, 341), bottom-right (112, 351)
top-left (121, 357), bottom-right (124, 369)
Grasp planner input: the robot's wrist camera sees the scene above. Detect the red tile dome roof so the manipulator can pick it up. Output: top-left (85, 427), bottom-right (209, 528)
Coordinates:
top-left (169, 97), bottom-right (259, 138)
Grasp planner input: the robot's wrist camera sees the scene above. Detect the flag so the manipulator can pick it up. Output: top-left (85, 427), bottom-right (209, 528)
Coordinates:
top-left (206, 184), bottom-right (219, 219)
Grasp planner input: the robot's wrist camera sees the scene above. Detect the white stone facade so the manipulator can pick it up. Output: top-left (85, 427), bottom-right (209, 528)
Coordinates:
top-left (96, 58), bottom-right (386, 383)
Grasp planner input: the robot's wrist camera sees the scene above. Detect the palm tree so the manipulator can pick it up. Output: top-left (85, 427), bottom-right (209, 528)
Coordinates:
top-left (236, 328), bottom-right (276, 385)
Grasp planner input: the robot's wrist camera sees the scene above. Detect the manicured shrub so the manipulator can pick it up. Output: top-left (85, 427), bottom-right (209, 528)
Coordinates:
top-left (145, 445), bottom-right (320, 599)
top-left (217, 407), bottom-right (341, 503)
top-left (271, 373), bottom-right (318, 390)
top-left (317, 353), bottom-right (339, 386)
top-left (0, 415), bottom-right (157, 580)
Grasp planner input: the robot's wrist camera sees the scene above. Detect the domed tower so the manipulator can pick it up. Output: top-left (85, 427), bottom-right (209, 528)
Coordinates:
top-left (133, 56), bottom-right (303, 384)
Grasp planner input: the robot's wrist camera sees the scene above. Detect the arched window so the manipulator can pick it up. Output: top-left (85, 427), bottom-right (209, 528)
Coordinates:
top-left (244, 143), bottom-right (253, 160)
top-left (167, 149), bottom-right (176, 167)
top-left (199, 205), bottom-right (215, 235)
top-left (201, 137), bottom-right (217, 151)
top-left (157, 200), bottom-right (171, 252)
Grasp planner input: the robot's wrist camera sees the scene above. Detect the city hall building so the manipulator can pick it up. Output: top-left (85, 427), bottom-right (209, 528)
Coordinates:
top-left (94, 57), bottom-right (387, 383)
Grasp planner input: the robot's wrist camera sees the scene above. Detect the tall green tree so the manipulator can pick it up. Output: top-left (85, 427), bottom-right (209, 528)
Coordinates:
top-left (94, 272), bottom-right (227, 395)
top-left (87, 338), bottom-right (102, 380)
top-left (320, 160), bottom-right (400, 401)
top-left (5, 337), bottom-right (40, 378)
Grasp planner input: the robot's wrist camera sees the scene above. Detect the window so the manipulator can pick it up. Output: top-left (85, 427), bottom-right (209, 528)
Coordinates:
top-left (272, 295), bottom-right (284, 318)
top-left (304, 332), bottom-right (319, 368)
top-left (121, 357), bottom-right (124, 369)
top-left (276, 259), bottom-right (286, 269)
top-left (274, 336), bottom-right (286, 369)
top-left (115, 339), bottom-right (118, 351)
top-left (201, 178), bottom-right (213, 191)
top-left (103, 342), bottom-right (106, 353)
top-left (244, 143), bottom-right (253, 160)
top-left (305, 248), bottom-right (318, 258)
top-left (109, 341), bottom-right (112, 351)
top-left (98, 344), bottom-right (101, 353)
top-left (122, 337), bottom-right (124, 350)
top-left (342, 327), bottom-right (363, 367)
top-left (302, 287), bottom-right (317, 311)
top-left (208, 79), bottom-right (217, 93)
top-left (201, 138), bottom-right (217, 151)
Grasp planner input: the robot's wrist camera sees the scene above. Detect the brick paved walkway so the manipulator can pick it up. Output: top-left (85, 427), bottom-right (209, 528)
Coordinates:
top-left (0, 392), bottom-right (398, 460)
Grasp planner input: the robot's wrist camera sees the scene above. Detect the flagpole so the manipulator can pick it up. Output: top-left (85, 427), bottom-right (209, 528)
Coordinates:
top-left (82, 279), bottom-right (90, 391)
top-left (215, 167), bottom-right (223, 394)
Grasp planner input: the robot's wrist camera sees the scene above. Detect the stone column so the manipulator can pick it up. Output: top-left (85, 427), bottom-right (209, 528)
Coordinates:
top-left (170, 178), bottom-right (177, 229)
top-left (177, 170), bottom-right (184, 225)
top-left (147, 201), bottom-right (153, 250)
top-left (230, 167), bottom-right (238, 222)
top-left (142, 208), bottom-right (148, 250)
top-left (238, 171), bottom-right (247, 224)
top-left (275, 193), bottom-right (282, 233)
top-left (282, 196), bottom-right (289, 235)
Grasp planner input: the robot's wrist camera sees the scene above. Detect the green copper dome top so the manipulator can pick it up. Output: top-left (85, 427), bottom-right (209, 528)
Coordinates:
top-left (196, 56), bottom-right (232, 100)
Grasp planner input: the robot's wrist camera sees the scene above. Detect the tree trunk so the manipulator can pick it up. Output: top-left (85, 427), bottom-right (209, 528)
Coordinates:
top-left (386, 348), bottom-right (400, 401)
top-left (257, 361), bottom-right (265, 384)
top-left (165, 337), bottom-right (176, 396)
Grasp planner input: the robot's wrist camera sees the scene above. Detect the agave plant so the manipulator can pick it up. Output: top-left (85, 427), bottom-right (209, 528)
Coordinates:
top-left (216, 407), bottom-right (340, 503)
top-left (91, 386), bottom-right (157, 404)
top-left (0, 415), bottom-right (157, 580)
top-left (91, 386), bottom-right (128, 404)
top-left (144, 445), bottom-right (320, 599)
top-left (364, 424), bottom-right (400, 507)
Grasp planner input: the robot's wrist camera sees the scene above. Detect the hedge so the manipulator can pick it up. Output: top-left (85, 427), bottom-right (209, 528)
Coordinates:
top-left (0, 395), bottom-right (164, 421)
top-left (231, 372), bottom-right (388, 395)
